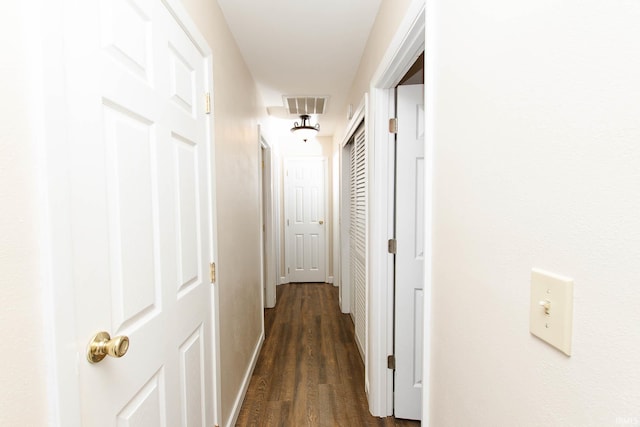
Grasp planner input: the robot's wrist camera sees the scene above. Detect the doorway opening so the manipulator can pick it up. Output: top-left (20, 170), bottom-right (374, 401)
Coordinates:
top-left (259, 128), bottom-right (276, 308)
top-left (365, 1), bottom-right (425, 418)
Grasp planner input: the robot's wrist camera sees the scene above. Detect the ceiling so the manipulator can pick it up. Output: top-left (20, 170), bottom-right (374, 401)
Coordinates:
top-left (216, 0), bottom-right (383, 137)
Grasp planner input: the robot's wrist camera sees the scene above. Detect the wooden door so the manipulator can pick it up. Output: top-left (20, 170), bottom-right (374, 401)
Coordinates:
top-left (394, 84), bottom-right (425, 420)
top-left (62, 0), bottom-right (216, 425)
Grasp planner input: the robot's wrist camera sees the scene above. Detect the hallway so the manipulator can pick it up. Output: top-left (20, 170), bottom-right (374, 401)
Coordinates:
top-left (236, 283), bottom-right (420, 426)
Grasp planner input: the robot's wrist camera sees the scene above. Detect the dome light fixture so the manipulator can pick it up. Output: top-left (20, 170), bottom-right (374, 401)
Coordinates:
top-left (290, 114), bottom-right (320, 142)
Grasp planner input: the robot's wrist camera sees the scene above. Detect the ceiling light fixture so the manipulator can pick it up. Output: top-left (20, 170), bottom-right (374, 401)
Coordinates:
top-left (290, 114), bottom-right (319, 142)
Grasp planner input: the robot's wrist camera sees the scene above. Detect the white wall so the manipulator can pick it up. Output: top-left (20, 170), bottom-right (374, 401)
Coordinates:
top-left (429, 0), bottom-right (640, 425)
top-left (0, 2), bottom-right (49, 425)
top-left (339, 0), bottom-right (413, 125)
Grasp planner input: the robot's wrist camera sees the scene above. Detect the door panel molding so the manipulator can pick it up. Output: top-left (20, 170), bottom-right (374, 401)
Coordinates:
top-left (44, 0), bottom-right (220, 425)
top-left (284, 157), bottom-right (328, 283)
top-left (394, 83), bottom-right (425, 420)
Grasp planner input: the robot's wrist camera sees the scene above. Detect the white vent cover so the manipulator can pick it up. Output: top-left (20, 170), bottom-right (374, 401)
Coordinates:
top-left (283, 96), bottom-right (328, 115)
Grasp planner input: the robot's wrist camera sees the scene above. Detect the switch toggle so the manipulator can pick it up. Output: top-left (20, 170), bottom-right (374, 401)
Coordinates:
top-left (539, 299), bottom-right (551, 316)
top-left (530, 269), bottom-right (573, 355)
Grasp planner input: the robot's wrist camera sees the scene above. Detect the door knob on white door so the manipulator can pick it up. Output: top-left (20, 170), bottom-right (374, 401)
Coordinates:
top-left (87, 331), bottom-right (130, 364)
top-left (319, 220), bottom-right (324, 225)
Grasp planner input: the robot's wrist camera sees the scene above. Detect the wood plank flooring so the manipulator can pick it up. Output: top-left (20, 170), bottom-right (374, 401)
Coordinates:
top-left (236, 283), bottom-right (420, 427)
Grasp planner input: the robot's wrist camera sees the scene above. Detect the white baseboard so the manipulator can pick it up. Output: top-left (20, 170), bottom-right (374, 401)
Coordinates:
top-left (279, 276), bottom-right (287, 285)
top-left (327, 275), bottom-right (334, 285)
top-left (225, 333), bottom-right (264, 427)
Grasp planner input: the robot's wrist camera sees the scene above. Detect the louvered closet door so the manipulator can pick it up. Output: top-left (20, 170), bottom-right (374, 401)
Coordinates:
top-left (349, 124), bottom-right (367, 357)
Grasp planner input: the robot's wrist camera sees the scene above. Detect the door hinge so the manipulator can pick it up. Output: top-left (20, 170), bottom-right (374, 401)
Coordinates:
top-left (209, 262), bottom-right (216, 283)
top-left (387, 355), bottom-right (396, 370)
top-left (204, 92), bottom-right (211, 114)
top-left (388, 117), bottom-right (398, 134)
top-left (388, 238), bottom-right (397, 254)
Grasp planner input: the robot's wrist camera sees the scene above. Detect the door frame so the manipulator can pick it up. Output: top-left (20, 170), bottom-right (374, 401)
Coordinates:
top-left (283, 156), bottom-right (330, 283)
top-left (366, 0), bottom-right (427, 419)
top-left (258, 125), bottom-right (277, 308)
top-left (338, 96), bottom-right (368, 314)
top-left (43, 0), bottom-right (221, 425)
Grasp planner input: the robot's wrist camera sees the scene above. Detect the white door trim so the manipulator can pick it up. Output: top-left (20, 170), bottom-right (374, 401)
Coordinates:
top-left (366, 0), bottom-right (426, 418)
top-left (258, 125), bottom-right (277, 308)
top-left (40, 3), bottom-right (82, 424)
top-left (423, 2), bottom-right (436, 421)
top-left (272, 145), bottom-right (285, 286)
top-left (338, 96), bottom-right (367, 314)
top-left (323, 157), bottom-right (330, 284)
top-left (331, 148), bottom-right (340, 290)
top-left (43, 0), bottom-right (221, 425)
top-left (340, 96), bottom-right (368, 149)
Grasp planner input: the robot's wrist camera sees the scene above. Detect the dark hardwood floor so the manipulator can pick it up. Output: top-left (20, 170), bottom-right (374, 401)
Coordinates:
top-left (236, 283), bottom-right (420, 426)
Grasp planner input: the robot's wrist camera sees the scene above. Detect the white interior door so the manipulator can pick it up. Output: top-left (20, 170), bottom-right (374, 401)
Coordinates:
top-left (285, 157), bottom-right (327, 283)
top-left (63, 0), bottom-right (215, 425)
top-left (394, 84), bottom-right (425, 420)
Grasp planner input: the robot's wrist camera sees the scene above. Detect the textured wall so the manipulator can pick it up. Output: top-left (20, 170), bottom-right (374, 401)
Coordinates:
top-left (0, 2), bottom-right (48, 425)
top-left (429, 0), bottom-right (640, 425)
top-left (344, 0), bottom-right (414, 118)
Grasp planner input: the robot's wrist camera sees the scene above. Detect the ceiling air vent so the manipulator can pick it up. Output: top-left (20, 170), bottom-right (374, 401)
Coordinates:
top-left (283, 96), bottom-right (328, 115)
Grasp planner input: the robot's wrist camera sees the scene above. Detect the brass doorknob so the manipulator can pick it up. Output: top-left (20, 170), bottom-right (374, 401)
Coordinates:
top-left (319, 220), bottom-right (324, 225)
top-left (87, 331), bottom-right (130, 364)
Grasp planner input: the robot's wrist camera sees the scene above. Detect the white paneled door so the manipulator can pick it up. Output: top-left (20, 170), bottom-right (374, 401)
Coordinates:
top-left (394, 84), bottom-right (425, 420)
top-left (285, 158), bottom-right (327, 283)
top-left (62, 0), bottom-right (215, 425)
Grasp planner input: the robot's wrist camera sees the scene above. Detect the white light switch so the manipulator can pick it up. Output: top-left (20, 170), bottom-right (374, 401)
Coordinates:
top-left (530, 269), bottom-right (573, 356)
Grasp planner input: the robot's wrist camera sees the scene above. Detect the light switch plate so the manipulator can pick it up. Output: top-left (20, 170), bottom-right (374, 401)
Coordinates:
top-left (530, 269), bottom-right (573, 356)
